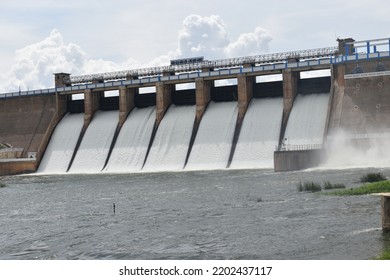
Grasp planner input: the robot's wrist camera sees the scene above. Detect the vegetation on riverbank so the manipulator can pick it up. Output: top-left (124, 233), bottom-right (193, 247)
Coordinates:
top-left (326, 180), bottom-right (390, 196)
top-left (297, 181), bottom-right (322, 192)
top-left (298, 172), bottom-right (390, 195)
top-left (360, 172), bottom-right (387, 183)
top-left (297, 181), bottom-right (345, 192)
top-left (375, 247), bottom-right (390, 260)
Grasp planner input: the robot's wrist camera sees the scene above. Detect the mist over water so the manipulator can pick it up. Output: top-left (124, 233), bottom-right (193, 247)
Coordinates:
top-left (321, 130), bottom-right (390, 169)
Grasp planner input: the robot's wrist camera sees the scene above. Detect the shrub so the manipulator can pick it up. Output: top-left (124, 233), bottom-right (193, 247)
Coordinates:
top-left (326, 180), bottom-right (390, 196)
top-left (360, 172), bottom-right (387, 183)
top-left (297, 181), bottom-right (322, 192)
top-left (375, 248), bottom-right (390, 260)
top-left (323, 181), bottom-right (346, 190)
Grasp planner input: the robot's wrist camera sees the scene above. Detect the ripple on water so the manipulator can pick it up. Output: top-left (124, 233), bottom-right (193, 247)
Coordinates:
top-left (10, 241), bottom-right (50, 258)
top-left (1, 168), bottom-right (388, 260)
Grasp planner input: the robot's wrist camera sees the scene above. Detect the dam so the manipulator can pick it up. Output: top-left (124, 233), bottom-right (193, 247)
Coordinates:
top-left (1, 37), bottom-right (390, 175)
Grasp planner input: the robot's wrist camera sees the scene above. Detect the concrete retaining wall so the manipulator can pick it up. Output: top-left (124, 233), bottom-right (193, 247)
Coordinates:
top-left (0, 149), bottom-right (23, 159)
top-left (274, 149), bottom-right (323, 172)
top-left (0, 160), bottom-right (36, 176)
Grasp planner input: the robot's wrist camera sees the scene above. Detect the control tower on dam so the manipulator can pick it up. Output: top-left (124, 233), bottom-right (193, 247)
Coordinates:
top-left (1, 37), bottom-right (390, 175)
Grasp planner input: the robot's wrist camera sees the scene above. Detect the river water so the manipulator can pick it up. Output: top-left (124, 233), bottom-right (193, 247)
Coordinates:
top-left (1, 167), bottom-right (389, 260)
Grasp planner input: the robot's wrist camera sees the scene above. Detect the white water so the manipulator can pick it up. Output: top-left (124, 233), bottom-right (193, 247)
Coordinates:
top-left (143, 105), bottom-right (195, 172)
top-left (185, 101), bottom-right (238, 170)
top-left (39, 94), bottom-right (330, 173)
top-left (37, 113), bottom-right (84, 174)
top-left (284, 93), bottom-right (329, 145)
top-left (68, 111), bottom-right (118, 173)
top-left (320, 130), bottom-right (390, 168)
top-left (230, 98), bottom-right (283, 169)
top-left (104, 107), bottom-right (156, 173)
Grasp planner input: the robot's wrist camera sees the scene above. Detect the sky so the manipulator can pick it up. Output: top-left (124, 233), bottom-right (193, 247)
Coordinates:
top-left (0, 0), bottom-right (389, 92)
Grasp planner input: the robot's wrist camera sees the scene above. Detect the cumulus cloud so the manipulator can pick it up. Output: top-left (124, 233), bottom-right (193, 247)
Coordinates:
top-left (0, 29), bottom-right (126, 92)
top-left (0, 15), bottom-right (272, 92)
top-left (224, 27), bottom-right (272, 57)
top-left (177, 14), bottom-right (230, 58)
top-left (176, 15), bottom-right (272, 60)
top-left (0, 29), bottom-right (85, 91)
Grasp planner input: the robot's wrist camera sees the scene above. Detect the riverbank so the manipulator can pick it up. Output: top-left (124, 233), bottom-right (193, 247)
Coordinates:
top-left (376, 248), bottom-right (390, 260)
top-left (325, 180), bottom-right (390, 196)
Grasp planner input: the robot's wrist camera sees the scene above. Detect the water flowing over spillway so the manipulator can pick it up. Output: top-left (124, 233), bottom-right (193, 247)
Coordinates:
top-left (37, 113), bottom-right (84, 174)
top-left (284, 93), bottom-right (329, 145)
top-left (230, 98), bottom-right (283, 169)
top-left (143, 105), bottom-right (195, 172)
top-left (104, 107), bottom-right (155, 173)
top-left (68, 111), bottom-right (118, 173)
top-left (39, 94), bottom-right (329, 174)
top-left (185, 101), bottom-right (238, 170)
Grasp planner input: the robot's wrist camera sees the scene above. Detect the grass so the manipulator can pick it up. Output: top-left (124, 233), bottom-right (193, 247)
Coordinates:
top-left (323, 181), bottom-right (346, 190)
top-left (298, 181), bottom-right (346, 193)
top-left (326, 180), bottom-right (390, 196)
top-left (298, 172), bottom-right (388, 195)
top-left (360, 172), bottom-right (387, 183)
top-left (297, 181), bottom-right (322, 192)
top-left (375, 248), bottom-right (390, 260)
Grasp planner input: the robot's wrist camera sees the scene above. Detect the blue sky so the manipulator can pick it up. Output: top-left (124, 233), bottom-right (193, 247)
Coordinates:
top-left (1, 0), bottom-right (389, 91)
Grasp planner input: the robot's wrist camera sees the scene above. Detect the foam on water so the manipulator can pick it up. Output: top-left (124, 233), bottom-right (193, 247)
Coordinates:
top-left (143, 105), bottom-right (195, 172)
top-left (185, 101), bottom-right (237, 170)
top-left (284, 93), bottom-right (329, 145)
top-left (104, 107), bottom-right (155, 173)
top-left (69, 111), bottom-right (118, 173)
top-left (37, 113), bottom-right (84, 174)
top-left (230, 98), bottom-right (283, 169)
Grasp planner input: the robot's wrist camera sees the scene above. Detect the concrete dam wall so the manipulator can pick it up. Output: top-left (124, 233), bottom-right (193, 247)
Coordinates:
top-left (328, 58), bottom-right (390, 135)
top-left (0, 76), bottom-right (330, 175)
top-left (1, 36), bottom-right (390, 174)
top-left (0, 94), bottom-right (57, 157)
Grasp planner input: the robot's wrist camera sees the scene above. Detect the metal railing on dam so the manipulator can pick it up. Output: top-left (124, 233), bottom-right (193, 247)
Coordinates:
top-left (275, 144), bottom-right (322, 151)
top-left (67, 45), bottom-right (339, 84)
top-left (1, 37), bottom-right (390, 99)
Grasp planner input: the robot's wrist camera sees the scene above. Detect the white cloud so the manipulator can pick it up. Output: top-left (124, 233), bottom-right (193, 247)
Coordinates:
top-left (0, 29), bottom-right (123, 91)
top-left (0, 29), bottom-right (85, 91)
top-left (176, 15), bottom-right (272, 60)
top-left (177, 14), bottom-right (230, 59)
top-left (224, 27), bottom-right (272, 57)
top-left (0, 14), bottom-right (272, 92)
